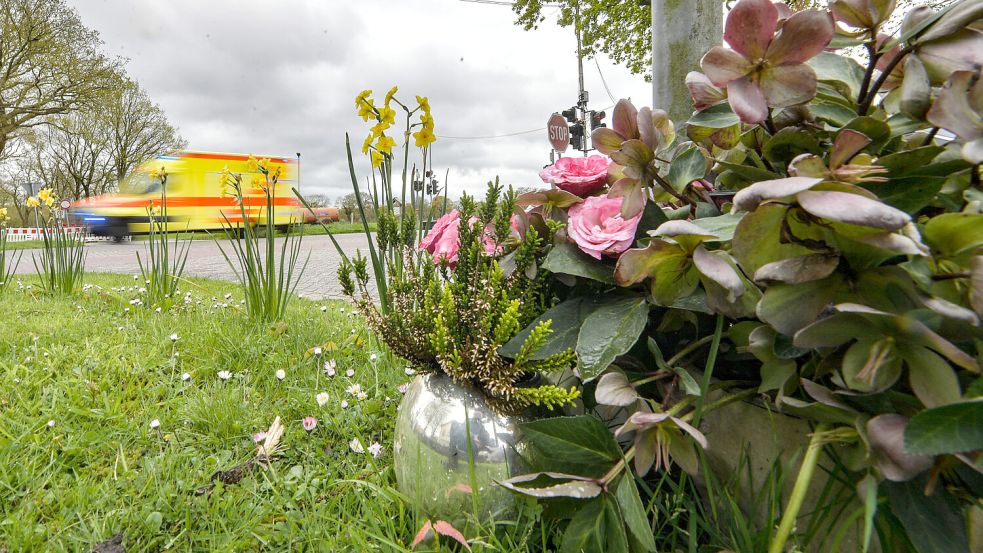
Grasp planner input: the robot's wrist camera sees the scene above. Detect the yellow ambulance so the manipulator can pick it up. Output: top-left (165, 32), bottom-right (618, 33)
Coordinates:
top-left (70, 151), bottom-right (304, 240)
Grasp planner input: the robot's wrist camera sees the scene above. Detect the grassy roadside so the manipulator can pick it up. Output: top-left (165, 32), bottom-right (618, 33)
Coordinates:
top-left (1, 222), bottom-right (377, 250)
top-left (0, 273), bottom-right (541, 551)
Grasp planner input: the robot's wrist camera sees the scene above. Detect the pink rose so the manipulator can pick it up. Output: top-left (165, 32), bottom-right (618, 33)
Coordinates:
top-left (567, 195), bottom-right (641, 259)
top-left (481, 214), bottom-right (523, 256)
top-left (420, 210), bottom-right (463, 266)
top-left (539, 155), bottom-right (611, 197)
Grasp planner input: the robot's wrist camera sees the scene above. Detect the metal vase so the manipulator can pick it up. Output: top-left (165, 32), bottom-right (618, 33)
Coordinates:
top-left (393, 373), bottom-right (527, 525)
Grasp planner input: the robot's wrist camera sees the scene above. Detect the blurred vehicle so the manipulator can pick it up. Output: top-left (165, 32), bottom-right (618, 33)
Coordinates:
top-left (70, 151), bottom-right (303, 240)
top-left (304, 207), bottom-right (340, 224)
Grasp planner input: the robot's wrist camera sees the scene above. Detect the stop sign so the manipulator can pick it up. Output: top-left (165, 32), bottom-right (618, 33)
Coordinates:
top-left (547, 113), bottom-right (570, 152)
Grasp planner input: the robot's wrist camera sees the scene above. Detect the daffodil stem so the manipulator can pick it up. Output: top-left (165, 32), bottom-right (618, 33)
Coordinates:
top-left (692, 314), bottom-right (725, 428)
top-left (768, 423), bottom-right (830, 553)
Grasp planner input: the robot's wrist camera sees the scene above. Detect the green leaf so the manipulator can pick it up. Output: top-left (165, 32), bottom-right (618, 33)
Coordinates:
top-left (809, 52), bottom-right (865, 101)
top-left (614, 477), bottom-right (657, 553)
top-left (668, 147), bottom-right (707, 193)
top-left (905, 345), bottom-right (962, 408)
top-left (884, 475), bottom-right (969, 553)
top-left (905, 400), bottom-right (983, 455)
top-left (762, 127), bottom-right (822, 166)
top-left (543, 241), bottom-right (616, 284)
top-left (877, 146), bottom-right (944, 176)
top-left (687, 102), bottom-right (740, 129)
top-left (757, 277), bottom-right (842, 336)
top-left (865, 176), bottom-right (945, 214)
top-left (498, 472), bottom-right (603, 499)
top-left (560, 498), bottom-right (607, 553)
top-left (499, 297), bottom-right (602, 360)
top-left (689, 212), bottom-right (744, 242)
top-left (603, 495), bottom-right (630, 553)
top-left (842, 117), bottom-right (891, 153)
top-left (577, 295), bottom-right (649, 380)
top-left (520, 416), bottom-right (622, 476)
top-left (923, 213), bottom-right (983, 257)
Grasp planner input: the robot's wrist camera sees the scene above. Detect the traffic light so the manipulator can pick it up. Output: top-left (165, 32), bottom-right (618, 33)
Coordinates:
top-left (569, 122), bottom-right (585, 151)
top-left (590, 110), bottom-right (606, 130)
top-left (561, 107), bottom-right (578, 123)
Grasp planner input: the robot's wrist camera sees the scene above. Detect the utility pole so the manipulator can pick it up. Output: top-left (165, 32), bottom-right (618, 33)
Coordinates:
top-left (651, 0), bottom-right (722, 123)
top-left (573, 1), bottom-right (590, 156)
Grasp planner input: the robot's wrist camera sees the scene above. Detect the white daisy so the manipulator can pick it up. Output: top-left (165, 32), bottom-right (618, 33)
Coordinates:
top-left (369, 353), bottom-right (378, 362)
top-left (313, 347), bottom-right (323, 356)
top-left (404, 367), bottom-right (416, 376)
top-left (340, 400), bottom-right (349, 409)
top-left (218, 370), bottom-right (232, 380)
top-left (324, 359), bottom-right (337, 376)
top-left (149, 419), bottom-right (160, 429)
top-left (46, 420), bottom-right (55, 428)
top-left (345, 368), bottom-right (355, 378)
top-left (181, 372), bottom-right (191, 381)
top-left (367, 442), bottom-right (383, 458)
top-left (316, 392), bottom-right (330, 406)
top-left (170, 333), bottom-right (179, 342)
top-left (275, 369), bottom-right (286, 380)
top-left (320, 305), bottom-right (327, 312)
top-left (349, 438), bottom-right (365, 454)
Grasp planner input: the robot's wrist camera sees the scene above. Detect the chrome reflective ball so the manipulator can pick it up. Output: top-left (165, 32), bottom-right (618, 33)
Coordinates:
top-left (393, 373), bottom-right (527, 524)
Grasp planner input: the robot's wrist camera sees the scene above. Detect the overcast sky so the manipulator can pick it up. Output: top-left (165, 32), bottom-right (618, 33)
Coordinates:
top-left (71, 0), bottom-right (654, 202)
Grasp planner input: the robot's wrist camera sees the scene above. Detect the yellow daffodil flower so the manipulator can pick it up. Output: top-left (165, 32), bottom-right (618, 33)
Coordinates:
top-left (370, 150), bottom-right (385, 169)
top-left (0, 207), bottom-right (8, 222)
top-left (219, 165), bottom-right (233, 187)
top-left (355, 89), bottom-right (372, 108)
top-left (375, 134), bottom-right (396, 155)
top-left (256, 157), bottom-right (272, 173)
top-left (26, 196), bottom-right (40, 208)
top-left (420, 113), bottom-right (434, 129)
top-left (357, 98), bottom-right (376, 122)
top-left (37, 187), bottom-right (54, 203)
top-left (246, 155), bottom-right (259, 173)
top-left (413, 127), bottom-right (436, 148)
top-left (361, 132), bottom-right (374, 155)
top-left (371, 120), bottom-right (391, 137)
top-left (378, 106), bottom-right (396, 125)
top-left (384, 86), bottom-right (398, 106)
top-left (416, 96), bottom-right (430, 113)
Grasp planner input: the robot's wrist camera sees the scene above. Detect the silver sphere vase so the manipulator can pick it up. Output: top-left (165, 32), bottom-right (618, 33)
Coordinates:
top-left (394, 373), bottom-right (528, 525)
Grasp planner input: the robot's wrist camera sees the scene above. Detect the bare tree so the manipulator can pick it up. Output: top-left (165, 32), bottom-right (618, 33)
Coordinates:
top-left (105, 77), bottom-right (186, 187)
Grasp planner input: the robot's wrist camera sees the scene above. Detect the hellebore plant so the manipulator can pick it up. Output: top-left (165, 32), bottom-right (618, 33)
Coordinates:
top-left (494, 0), bottom-right (983, 552)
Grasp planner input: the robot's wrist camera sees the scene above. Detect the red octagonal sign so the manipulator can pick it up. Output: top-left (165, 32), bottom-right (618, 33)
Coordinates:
top-left (547, 113), bottom-right (569, 153)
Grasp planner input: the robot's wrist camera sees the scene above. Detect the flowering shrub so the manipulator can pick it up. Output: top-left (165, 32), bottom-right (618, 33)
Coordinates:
top-left (496, 1), bottom-right (983, 551)
top-left (538, 154), bottom-right (611, 196)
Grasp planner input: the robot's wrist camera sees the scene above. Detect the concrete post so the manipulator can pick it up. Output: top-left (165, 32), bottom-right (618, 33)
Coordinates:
top-left (651, 0), bottom-right (723, 123)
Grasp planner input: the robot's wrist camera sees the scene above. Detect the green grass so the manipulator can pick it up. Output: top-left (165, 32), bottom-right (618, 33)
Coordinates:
top-left (0, 273), bottom-right (542, 552)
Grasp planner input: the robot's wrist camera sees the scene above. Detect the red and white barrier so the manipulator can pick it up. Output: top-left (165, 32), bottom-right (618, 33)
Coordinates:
top-left (3, 226), bottom-right (121, 243)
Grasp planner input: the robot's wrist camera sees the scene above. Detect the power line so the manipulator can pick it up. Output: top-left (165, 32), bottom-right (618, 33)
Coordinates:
top-left (456, 0), bottom-right (515, 5)
top-left (595, 58), bottom-right (617, 104)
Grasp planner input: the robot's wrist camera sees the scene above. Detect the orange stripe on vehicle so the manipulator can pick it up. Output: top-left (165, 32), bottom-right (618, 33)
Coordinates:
top-left (178, 152), bottom-right (297, 163)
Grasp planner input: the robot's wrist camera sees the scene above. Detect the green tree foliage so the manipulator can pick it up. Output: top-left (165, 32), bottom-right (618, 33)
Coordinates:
top-left (0, 0), bottom-right (119, 159)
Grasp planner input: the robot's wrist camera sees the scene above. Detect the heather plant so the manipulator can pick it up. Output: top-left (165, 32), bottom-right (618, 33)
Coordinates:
top-left (340, 180), bottom-right (580, 413)
top-left (496, 0), bottom-right (983, 551)
top-left (0, 206), bottom-right (20, 295)
top-left (29, 187), bottom-right (86, 295)
top-left (135, 167), bottom-right (191, 309)
top-left (216, 156), bottom-right (308, 322)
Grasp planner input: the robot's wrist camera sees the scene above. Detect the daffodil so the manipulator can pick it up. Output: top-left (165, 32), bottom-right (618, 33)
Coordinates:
top-left (26, 196), bottom-right (40, 208)
top-left (245, 155), bottom-right (259, 173)
top-left (0, 207), bottom-right (8, 222)
top-left (384, 86), bottom-right (398, 105)
top-left (370, 150), bottom-right (385, 168)
top-left (257, 157), bottom-right (272, 173)
top-left (420, 113), bottom-right (434, 129)
top-left (357, 97), bottom-right (376, 122)
top-left (354, 89), bottom-right (372, 108)
top-left (361, 132), bottom-right (374, 155)
top-left (371, 120), bottom-right (391, 137)
top-left (378, 105), bottom-right (396, 125)
top-left (375, 134), bottom-right (396, 155)
top-left (412, 126), bottom-right (436, 148)
top-left (37, 188), bottom-right (55, 207)
top-left (416, 95), bottom-right (430, 113)
top-left (219, 165), bottom-right (233, 187)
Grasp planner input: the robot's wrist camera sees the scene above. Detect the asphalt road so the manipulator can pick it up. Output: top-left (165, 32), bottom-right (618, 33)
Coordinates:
top-left (12, 233), bottom-right (372, 300)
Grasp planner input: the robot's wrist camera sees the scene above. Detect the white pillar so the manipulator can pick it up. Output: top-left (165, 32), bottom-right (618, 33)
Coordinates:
top-left (652, 0), bottom-right (723, 123)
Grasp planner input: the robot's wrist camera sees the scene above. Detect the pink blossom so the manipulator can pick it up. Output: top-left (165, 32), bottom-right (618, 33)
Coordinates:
top-left (253, 431), bottom-right (267, 443)
top-left (567, 195), bottom-right (641, 260)
top-left (420, 210), bottom-right (463, 266)
top-left (302, 417), bottom-right (317, 432)
top-left (539, 155), bottom-right (611, 197)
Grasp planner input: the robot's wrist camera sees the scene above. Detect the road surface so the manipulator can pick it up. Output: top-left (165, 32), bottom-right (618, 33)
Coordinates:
top-left (12, 233), bottom-right (372, 300)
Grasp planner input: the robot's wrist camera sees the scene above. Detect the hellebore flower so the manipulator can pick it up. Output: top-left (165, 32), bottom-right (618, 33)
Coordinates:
top-left (926, 69), bottom-right (983, 164)
top-left (700, 0), bottom-right (834, 123)
top-left (567, 195), bottom-right (642, 259)
top-left (538, 155), bottom-right (611, 197)
top-left (615, 411), bottom-right (708, 476)
top-left (830, 0), bottom-right (896, 29)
